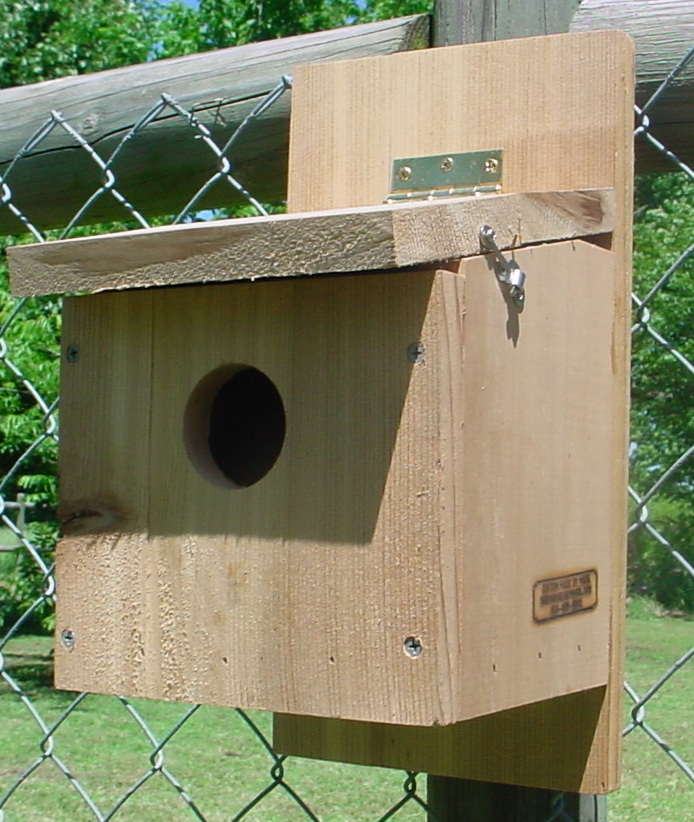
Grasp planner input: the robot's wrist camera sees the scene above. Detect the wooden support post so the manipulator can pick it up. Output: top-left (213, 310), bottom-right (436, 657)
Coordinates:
top-left (433, 0), bottom-right (582, 45)
top-left (427, 7), bottom-right (607, 822)
top-left (427, 781), bottom-right (608, 822)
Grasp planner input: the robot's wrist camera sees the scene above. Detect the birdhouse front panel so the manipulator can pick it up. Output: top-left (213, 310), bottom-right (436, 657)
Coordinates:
top-left (55, 236), bottom-right (617, 727)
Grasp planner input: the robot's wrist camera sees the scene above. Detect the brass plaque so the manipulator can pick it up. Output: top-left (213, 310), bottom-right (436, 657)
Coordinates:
top-left (533, 570), bottom-right (598, 623)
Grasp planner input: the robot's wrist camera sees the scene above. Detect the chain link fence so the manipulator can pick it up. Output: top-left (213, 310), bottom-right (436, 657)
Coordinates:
top-left (1, 33), bottom-right (693, 822)
top-left (624, 37), bottom-right (694, 808)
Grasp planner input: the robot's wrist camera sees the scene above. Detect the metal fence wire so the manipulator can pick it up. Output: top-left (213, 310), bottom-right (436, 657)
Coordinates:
top-left (0, 40), bottom-right (693, 822)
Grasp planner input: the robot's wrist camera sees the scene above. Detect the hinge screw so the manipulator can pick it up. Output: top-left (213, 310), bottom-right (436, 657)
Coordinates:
top-left (397, 165), bottom-right (413, 181)
top-left (439, 156), bottom-right (455, 172)
top-left (484, 157), bottom-right (500, 174)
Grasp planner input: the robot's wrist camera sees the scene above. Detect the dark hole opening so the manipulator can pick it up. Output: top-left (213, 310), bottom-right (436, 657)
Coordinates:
top-left (207, 367), bottom-right (286, 488)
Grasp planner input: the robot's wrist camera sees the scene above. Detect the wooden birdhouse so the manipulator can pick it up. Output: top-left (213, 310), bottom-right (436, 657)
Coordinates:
top-left (9, 31), bottom-right (633, 793)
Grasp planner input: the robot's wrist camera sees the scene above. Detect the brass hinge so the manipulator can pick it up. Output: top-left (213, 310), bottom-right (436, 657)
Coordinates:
top-left (387, 149), bottom-right (503, 203)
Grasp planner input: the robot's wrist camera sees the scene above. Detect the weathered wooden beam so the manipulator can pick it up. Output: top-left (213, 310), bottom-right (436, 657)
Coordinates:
top-left (0, 15), bottom-right (429, 235)
top-left (571, 0), bottom-right (694, 173)
top-left (434, 0), bottom-right (583, 45)
top-left (8, 188), bottom-right (614, 297)
top-left (0, 2), bottom-right (692, 238)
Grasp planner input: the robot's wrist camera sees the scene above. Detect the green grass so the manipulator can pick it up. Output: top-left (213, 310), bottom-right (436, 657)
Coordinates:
top-left (1, 604), bottom-right (692, 821)
top-left (609, 599), bottom-right (694, 822)
top-left (0, 636), bottom-right (423, 821)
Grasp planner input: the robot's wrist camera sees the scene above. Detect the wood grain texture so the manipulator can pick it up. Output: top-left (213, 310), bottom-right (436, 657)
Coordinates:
top-left (0, 15), bottom-right (429, 235)
top-left (434, 0), bottom-right (582, 45)
top-left (276, 30), bottom-right (634, 793)
top-left (55, 239), bottom-right (620, 731)
top-left (56, 241), bottom-right (613, 725)
top-left (56, 270), bottom-right (445, 720)
top-left (288, 31), bottom-right (633, 214)
top-left (8, 188), bottom-right (614, 297)
top-left (0, 2), bottom-right (691, 237)
top-left (428, 5), bottom-right (609, 816)
top-left (275, 242), bottom-right (626, 792)
top-left (275, 689), bottom-right (607, 795)
top-left (572, 0), bottom-right (694, 172)
top-left (57, 293), bottom-right (155, 692)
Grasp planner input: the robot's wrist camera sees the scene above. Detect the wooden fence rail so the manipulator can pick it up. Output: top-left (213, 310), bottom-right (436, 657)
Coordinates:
top-left (0, 15), bottom-right (429, 234)
top-left (0, 1), bottom-right (693, 234)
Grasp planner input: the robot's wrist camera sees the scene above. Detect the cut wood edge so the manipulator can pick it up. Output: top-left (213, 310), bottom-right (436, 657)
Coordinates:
top-left (8, 188), bottom-right (614, 297)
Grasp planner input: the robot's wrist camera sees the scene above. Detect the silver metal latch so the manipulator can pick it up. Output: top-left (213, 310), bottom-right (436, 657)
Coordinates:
top-left (387, 150), bottom-right (503, 202)
top-left (479, 225), bottom-right (526, 308)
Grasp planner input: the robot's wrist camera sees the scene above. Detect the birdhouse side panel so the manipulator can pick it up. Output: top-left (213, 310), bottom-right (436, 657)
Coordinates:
top-left (445, 240), bottom-right (617, 720)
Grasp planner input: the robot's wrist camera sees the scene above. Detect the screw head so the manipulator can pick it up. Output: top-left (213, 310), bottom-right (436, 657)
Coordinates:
top-left (60, 629), bottom-right (76, 649)
top-left (510, 286), bottom-right (525, 309)
top-left (65, 344), bottom-right (80, 363)
top-left (439, 156), bottom-right (455, 173)
top-left (403, 636), bottom-right (423, 658)
top-left (397, 165), bottom-right (413, 182)
top-left (484, 158), bottom-right (500, 174)
top-left (407, 342), bottom-right (425, 364)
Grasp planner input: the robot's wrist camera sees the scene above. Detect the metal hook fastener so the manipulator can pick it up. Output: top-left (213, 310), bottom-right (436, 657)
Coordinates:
top-left (479, 225), bottom-right (526, 308)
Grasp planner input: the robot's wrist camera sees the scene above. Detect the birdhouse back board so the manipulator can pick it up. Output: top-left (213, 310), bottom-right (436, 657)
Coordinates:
top-left (276, 29), bottom-right (634, 792)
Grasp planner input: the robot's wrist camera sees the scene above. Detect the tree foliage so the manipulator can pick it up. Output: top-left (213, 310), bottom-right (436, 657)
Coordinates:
top-left (0, 0), bottom-right (155, 87)
top-left (154, 0), bottom-right (431, 57)
top-left (631, 173), bottom-right (694, 490)
top-left (0, 253), bottom-right (59, 503)
top-left (629, 172), bottom-right (694, 612)
top-left (0, 0), bottom-right (433, 88)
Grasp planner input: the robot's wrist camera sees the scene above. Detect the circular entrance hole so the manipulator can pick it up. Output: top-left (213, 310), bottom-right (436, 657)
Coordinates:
top-left (184, 365), bottom-right (286, 489)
